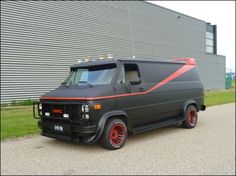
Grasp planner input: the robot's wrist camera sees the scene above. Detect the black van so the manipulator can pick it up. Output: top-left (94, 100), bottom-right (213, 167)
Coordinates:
top-left (33, 58), bottom-right (206, 150)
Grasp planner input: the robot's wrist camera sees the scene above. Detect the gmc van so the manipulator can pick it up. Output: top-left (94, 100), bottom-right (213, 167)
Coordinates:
top-left (33, 58), bottom-right (206, 150)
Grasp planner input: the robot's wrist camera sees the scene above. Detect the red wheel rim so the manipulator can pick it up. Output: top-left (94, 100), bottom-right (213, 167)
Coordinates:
top-left (109, 123), bottom-right (126, 147)
top-left (188, 110), bottom-right (197, 126)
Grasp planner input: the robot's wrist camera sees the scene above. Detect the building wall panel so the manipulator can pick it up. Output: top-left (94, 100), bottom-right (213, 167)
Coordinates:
top-left (1, 1), bottom-right (225, 103)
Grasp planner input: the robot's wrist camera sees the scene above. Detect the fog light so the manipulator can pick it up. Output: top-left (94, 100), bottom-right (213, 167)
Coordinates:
top-left (39, 104), bottom-right (42, 110)
top-left (63, 114), bottom-right (69, 118)
top-left (45, 112), bottom-right (50, 116)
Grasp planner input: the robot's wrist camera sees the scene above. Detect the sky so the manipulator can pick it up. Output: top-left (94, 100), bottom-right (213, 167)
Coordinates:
top-left (149, 1), bottom-right (235, 72)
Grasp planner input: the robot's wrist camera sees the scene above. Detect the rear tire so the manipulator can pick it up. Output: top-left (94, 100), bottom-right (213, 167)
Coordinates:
top-left (100, 118), bottom-right (127, 150)
top-left (182, 105), bottom-right (198, 129)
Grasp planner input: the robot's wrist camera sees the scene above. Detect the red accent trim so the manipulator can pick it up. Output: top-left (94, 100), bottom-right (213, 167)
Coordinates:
top-left (174, 58), bottom-right (196, 65)
top-left (40, 58), bottom-right (195, 101)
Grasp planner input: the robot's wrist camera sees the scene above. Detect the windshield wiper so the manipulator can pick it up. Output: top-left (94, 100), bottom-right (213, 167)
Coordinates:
top-left (61, 80), bottom-right (72, 88)
top-left (78, 81), bottom-right (93, 87)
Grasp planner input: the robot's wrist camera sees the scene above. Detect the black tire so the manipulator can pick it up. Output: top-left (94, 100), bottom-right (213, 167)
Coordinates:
top-left (182, 105), bottom-right (198, 129)
top-left (100, 118), bottom-right (127, 150)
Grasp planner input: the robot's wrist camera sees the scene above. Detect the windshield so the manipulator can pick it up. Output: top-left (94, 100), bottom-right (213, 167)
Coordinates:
top-left (62, 64), bottom-right (117, 86)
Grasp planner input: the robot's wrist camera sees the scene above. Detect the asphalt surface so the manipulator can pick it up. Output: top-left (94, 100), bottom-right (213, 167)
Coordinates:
top-left (1, 103), bottom-right (235, 175)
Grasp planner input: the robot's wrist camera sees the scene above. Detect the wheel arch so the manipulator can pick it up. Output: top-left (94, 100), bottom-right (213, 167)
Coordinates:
top-left (183, 100), bottom-right (198, 119)
top-left (84, 110), bottom-right (130, 144)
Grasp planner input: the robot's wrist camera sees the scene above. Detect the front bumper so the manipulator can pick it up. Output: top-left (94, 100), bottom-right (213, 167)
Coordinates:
top-left (34, 101), bottom-right (98, 143)
top-left (38, 120), bottom-right (97, 143)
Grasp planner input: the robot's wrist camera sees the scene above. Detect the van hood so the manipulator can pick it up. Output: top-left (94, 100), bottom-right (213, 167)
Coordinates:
top-left (40, 85), bottom-right (113, 99)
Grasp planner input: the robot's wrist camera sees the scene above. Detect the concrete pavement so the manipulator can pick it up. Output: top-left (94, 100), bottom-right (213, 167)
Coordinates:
top-left (1, 103), bottom-right (235, 175)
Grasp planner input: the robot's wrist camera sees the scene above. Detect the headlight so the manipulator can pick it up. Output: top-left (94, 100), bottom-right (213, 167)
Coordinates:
top-left (45, 112), bottom-right (50, 116)
top-left (85, 114), bottom-right (89, 119)
top-left (81, 105), bottom-right (89, 112)
top-left (39, 103), bottom-right (42, 110)
top-left (81, 104), bottom-right (89, 120)
top-left (85, 106), bottom-right (89, 113)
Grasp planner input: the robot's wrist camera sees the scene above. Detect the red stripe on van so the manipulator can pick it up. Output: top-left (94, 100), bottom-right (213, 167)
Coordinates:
top-left (40, 59), bottom-right (195, 101)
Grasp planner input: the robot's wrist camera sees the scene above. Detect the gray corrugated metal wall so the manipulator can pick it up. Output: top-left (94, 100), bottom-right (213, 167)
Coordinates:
top-left (1, 1), bottom-right (225, 103)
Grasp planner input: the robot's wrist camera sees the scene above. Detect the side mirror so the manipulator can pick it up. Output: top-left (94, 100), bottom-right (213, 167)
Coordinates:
top-left (129, 78), bottom-right (141, 85)
top-left (125, 78), bottom-right (141, 93)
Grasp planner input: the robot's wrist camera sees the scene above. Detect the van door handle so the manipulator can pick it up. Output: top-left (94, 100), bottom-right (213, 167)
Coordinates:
top-left (139, 87), bottom-right (145, 92)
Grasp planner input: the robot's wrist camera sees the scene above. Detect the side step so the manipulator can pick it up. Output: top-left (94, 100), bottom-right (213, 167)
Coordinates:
top-left (133, 116), bottom-right (184, 134)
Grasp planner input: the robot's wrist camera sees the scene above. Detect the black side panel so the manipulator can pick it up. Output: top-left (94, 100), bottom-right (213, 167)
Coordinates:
top-left (139, 62), bottom-right (183, 83)
top-left (115, 62), bottom-right (204, 128)
top-left (141, 67), bottom-right (203, 127)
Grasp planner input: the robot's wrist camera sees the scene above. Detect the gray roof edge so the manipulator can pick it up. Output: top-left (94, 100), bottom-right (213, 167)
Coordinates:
top-left (118, 58), bottom-right (185, 64)
top-left (70, 57), bottom-right (185, 68)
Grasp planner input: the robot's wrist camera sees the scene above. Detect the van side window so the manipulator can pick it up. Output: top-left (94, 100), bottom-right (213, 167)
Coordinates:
top-left (124, 64), bottom-right (141, 84)
top-left (117, 64), bottom-right (141, 84)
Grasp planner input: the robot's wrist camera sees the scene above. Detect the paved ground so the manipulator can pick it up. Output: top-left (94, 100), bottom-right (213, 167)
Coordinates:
top-left (1, 103), bottom-right (235, 175)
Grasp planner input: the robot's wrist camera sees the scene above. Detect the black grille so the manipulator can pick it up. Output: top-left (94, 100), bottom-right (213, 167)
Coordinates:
top-left (42, 103), bottom-right (82, 120)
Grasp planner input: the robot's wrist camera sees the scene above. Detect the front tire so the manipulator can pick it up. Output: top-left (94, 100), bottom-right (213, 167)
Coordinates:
top-left (182, 105), bottom-right (198, 129)
top-left (100, 118), bottom-right (127, 150)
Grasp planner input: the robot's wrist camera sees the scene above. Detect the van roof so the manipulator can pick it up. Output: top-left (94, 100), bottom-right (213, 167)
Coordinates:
top-left (70, 58), bottom-right (186, 68)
